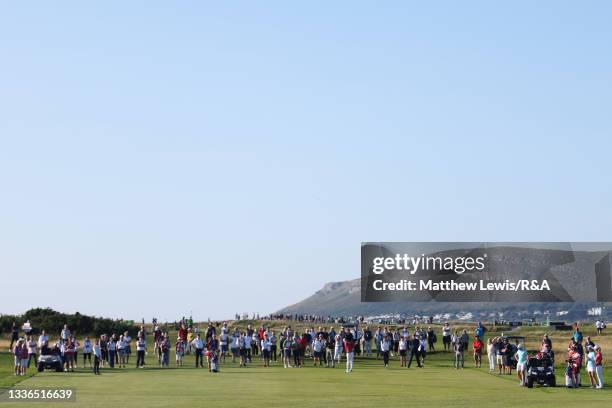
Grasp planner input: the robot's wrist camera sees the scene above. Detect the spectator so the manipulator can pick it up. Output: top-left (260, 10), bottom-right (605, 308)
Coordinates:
top-left (595, 320), bottom-right (604, 335)
top-left (586, 345), bottom-right (598, 388)
top-left (427, 327), bottom-right (436, 351)
top-left (26, 335), bottom-right (37, 369)
top-left (442, 323), bottom-right (452, 351)
top-left (92, 339), bottom-right (101, 375)
top-left (175, 337), bottom-right (185, 367)
top-left (261, 333), bottom-right (272, 367)
top-left (107, 335), bottom-right (116, 369)
top-left (487, 338), bottom-right (496, 371)
top-left (595, 345), bottom-right (603, 389)
top-left (83, 337), bottom-right (93, 368)
top-left (12, 339), bottom-right (25, 376)
top-left (60, 324), bottom-right (71, 342)
top-left (454, 336), bottom-right (465, 369)
top-left (192, 333), bottom-right (204, 368)
top-left (37, 330), bottom-right (49, 354)
top-left (363, 326), bottom-right (372, 356)
top-left (541, 334), bottom-right (552, 350)
top-left (9, 322), bottom-right (19, 350)
top-left (572, 323), bottom-right (583, 343)
top-left (342, 329), bottom-right (355, 373)
top-left (473, 337), bottom-right (483, 368)
top-left (399, 335), bottom-right (408, 367)
top-left (380, 334), bottom-right (391, 368)
top-left (408, 334), bottom-right (421, 368)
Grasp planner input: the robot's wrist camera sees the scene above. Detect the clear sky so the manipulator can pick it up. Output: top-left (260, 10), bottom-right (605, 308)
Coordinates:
top-left (1, 1), bottom-right (611, 321)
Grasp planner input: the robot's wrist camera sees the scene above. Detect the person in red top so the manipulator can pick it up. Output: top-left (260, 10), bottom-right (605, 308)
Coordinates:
top-left (342, 328), bottom-right (355, 373)
top-left (19, 342), bottom-right (29, 375)
top-left (595, 346), bottom-right (603, 389)
top-left (299, 334), bottom-right (308, 361)
top-left (473, 338), bottom-right (483, 368)
top-left (178, 324), bottom-right (188, 343)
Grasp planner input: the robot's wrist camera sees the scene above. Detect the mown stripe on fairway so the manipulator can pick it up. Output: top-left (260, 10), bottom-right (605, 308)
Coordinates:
top-left (0, 352), bottom-right (609, 408)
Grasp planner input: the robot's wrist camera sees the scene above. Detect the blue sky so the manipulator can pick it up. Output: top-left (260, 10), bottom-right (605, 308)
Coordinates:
top-left (1, 1), bottom-right (611, 321)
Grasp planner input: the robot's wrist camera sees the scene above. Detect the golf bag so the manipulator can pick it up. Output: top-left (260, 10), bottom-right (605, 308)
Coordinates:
top-left (565, 362), bottom-right (580, 388)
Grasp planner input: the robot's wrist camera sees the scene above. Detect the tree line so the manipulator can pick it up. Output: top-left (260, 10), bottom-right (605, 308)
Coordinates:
top-left (0, 308), bottom-right (134, 336)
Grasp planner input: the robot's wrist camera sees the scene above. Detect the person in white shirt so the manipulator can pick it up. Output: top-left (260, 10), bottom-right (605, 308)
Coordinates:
top-left (399, 336), bottom-right (408, 367)
top-left (93, 340), bottom-right (101, 375)
top-left (487, 338), bottom-right (496, 371)
top-left (38, 330), bottom-right (49, 353)
top-left (595, 320), bottom-right (604, 335)
top-left (136, 336), bottom-right (146, 368)
top-left (230, 331), bottom-right (240, 363)
top-left (442, 323), bottom-right (452, 351)
top-left (191, 334), bottom-right (204, 368)
top-left (270, 331), bottom-right (278, 363)
top-left (282, 336), bottom-right (293, 368)
top-left (219, 332), bottom-right (229, 363)
top-left (380, 335), bottom-right (391, 367)
top-left (419, 337), bottom-right (428, 367)
top-left (334, 334), bottom-right (343, 365)
top-left (60, 325), bottom-right (71, 342)
top-left (586, 346), bottom-right (598, 388)
top-left (107, 336), bottom-right (117, 369)
top-left (26, 336), bottom-right (37, 368)
top-left (117, 335), bottom-right (127, 368)
top-left (261, 334), bottom-right (272, 367)
top-left (312, 335), bottom-right (324, 366)
top-left (82, 337), bottom-right (93, 368)
top-left (137, 326), bottom-right (147, 343)
top-left (239, 333), bottom-right (249, 367)
top-left (123, 332), bottom-right (132, 364)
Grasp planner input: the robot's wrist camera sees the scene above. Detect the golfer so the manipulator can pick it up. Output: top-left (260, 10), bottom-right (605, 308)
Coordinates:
top-left (515, 344), bottom-right (528, 386)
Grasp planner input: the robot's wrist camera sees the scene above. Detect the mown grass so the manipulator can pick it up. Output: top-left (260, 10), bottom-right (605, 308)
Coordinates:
top-left (0, 322), bottom-right (609, 407)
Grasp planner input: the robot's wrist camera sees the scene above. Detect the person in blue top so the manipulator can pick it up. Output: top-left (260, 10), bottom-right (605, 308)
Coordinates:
top-left (475, 322), bottom-right (485, 341)
top-left (572, 323), bottom-right (583, 343)
top-left (514, 344), bottom-right (529, 386)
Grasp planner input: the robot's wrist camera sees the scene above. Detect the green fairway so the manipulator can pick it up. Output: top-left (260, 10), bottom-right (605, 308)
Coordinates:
top-left (0, 345), bottom-right (609, 407)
